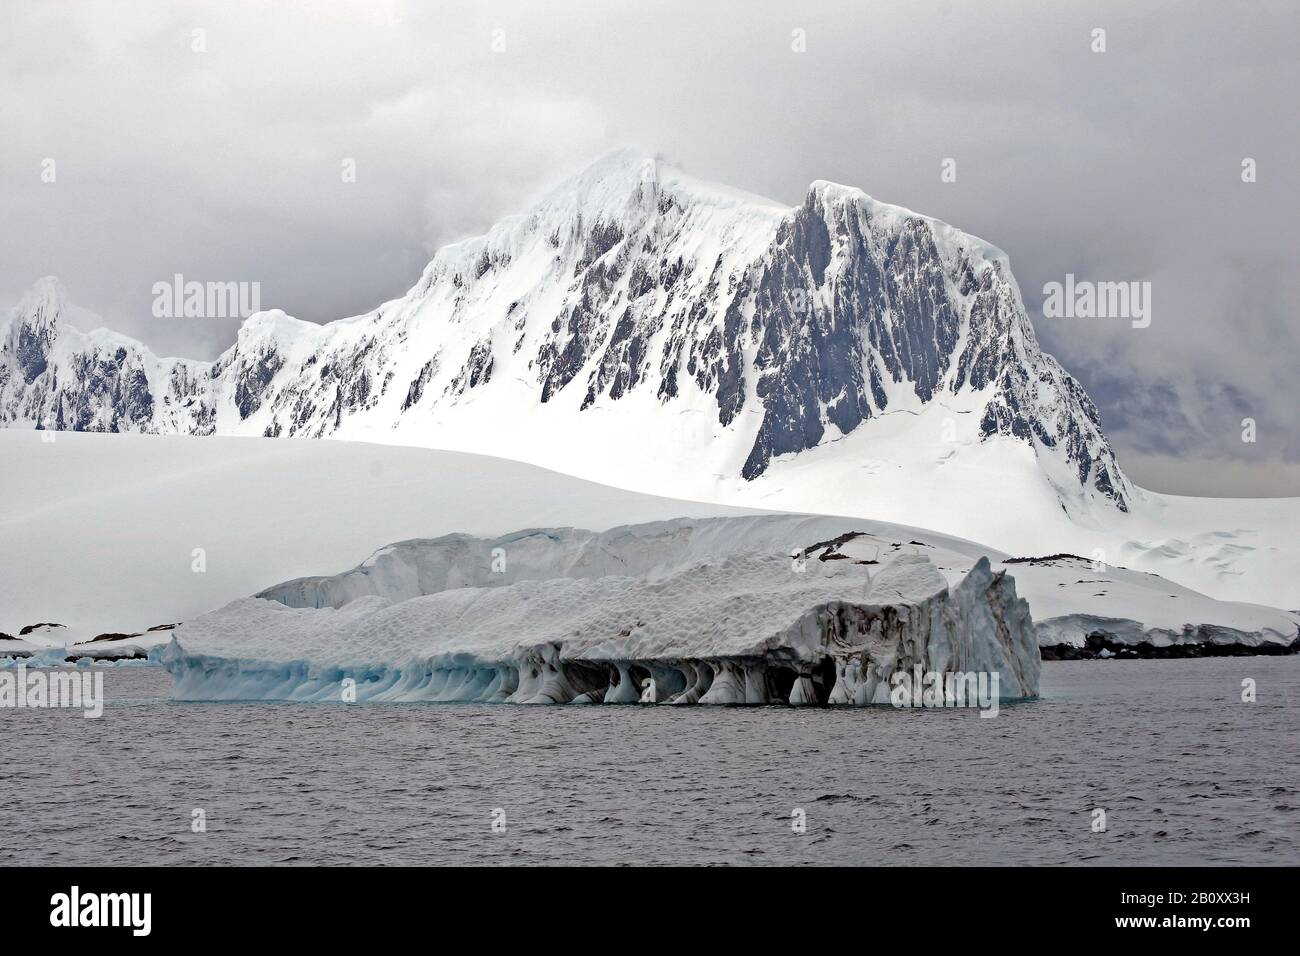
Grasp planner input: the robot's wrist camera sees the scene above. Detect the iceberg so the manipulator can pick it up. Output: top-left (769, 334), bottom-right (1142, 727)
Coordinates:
top-left (163, 516), bottom-right (1040, 705)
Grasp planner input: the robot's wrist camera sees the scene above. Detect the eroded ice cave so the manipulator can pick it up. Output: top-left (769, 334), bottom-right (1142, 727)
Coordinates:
top-left (162, 516), bottom-right (1040, 705)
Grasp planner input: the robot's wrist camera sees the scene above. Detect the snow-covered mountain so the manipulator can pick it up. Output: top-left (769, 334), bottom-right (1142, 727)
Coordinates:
top-left (2, 148), bottom-right (1130, 518)
top-left (0, 276), bottom-right (213, 435)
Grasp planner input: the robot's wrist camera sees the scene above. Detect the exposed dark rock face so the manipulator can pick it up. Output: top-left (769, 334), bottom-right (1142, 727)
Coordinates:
top-left (1041, 632), bottom-right (1300, 660)
top-left (448, 339), bottom-right (494, 395)
top-left (231, 347), bottom-right (284, 420)
top-left (1004, 553), bottom-right (1090, 565)
top-left (403, 358), bottom-right (438, 410)
top-left (15, 322), bottom-right (53, 383)
top-left (88, 631), bottom-right (143, 643)
top-left (65, 647), bottom-right (149, 662)
top-left (0, 155), bottom-right (1130, 511)
top-left (9, 279), bottom-right (61, 384)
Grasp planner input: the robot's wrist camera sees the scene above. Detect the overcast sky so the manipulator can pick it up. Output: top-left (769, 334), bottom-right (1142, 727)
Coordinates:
top-left (3, 0), bottom-right (1296, 495)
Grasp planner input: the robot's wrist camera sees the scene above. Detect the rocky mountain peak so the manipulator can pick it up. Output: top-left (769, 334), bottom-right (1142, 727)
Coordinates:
top-left (8, 276), bottom-right (68, 384)
top-left (0, 152), bottom-right (1132, 516)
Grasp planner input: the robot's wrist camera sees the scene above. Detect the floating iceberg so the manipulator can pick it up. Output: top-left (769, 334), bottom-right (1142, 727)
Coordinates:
top-left (163, 516), bottom-right (1040, 705)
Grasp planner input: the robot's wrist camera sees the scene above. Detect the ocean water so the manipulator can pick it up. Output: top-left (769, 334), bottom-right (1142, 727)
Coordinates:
top-left (2, 658), bottom-right (1296, 866)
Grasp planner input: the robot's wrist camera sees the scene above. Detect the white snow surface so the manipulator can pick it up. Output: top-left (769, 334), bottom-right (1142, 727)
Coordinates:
top-left (3, 151), bottom-right (1295, 609)
top-left (0, 635), bottom-right (40, 655)
top-left (162, 513), bottom-right (1294, 704)
top-left (164, 542), bottom-right (1042, 705)
top-left (250, 513), bottom-right (1300, 653)
top-left (3, 188), bottom-right (1294, 612)
top-left (3, 431), bottom-right (1294, 659)
top-left (0, 430), bottom-right (756, 638)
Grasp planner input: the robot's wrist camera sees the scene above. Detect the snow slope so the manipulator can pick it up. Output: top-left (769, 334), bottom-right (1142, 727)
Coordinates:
top-left (255, 513), bottom-right (1298, 652)
top-left (0, 150), bottom-right (1293, 607)
top-left (0, 429), bottom-right (752, 639)
top-left (3, 431), bottom-right (1293, 659)
top-left (164, 547), bottom-right (1042, 706)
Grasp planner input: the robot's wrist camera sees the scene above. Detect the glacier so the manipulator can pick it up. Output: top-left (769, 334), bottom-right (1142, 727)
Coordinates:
top-left (3, 151), bottom-right (1295, 611)
top-left (163, 516), bottom-right (1042, 705)
top-left (3, 150), bottom-right (1296, 613)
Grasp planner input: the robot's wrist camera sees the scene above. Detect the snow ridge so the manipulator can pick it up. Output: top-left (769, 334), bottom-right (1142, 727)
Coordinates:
top-left (164, 536), bottom-right (1042, 705)
top-left (2, 149), bottom-right (1129, 515)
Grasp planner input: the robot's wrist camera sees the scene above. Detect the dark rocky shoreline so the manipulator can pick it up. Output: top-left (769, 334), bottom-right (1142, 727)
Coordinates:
top-left (1041, 632), bottom-right (1300, 660)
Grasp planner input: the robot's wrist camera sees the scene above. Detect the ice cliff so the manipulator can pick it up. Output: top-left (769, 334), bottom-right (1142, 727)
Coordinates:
top-left (163, 516), bottom-right (1041, 705)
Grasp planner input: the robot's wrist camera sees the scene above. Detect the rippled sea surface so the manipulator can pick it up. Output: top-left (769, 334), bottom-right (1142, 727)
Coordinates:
top-left (2, 658), bottom-right (1296, 865)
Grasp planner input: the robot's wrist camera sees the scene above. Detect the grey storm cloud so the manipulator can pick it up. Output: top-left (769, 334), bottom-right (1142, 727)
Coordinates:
top-left (1, 0), bottom-right (1296, 495)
